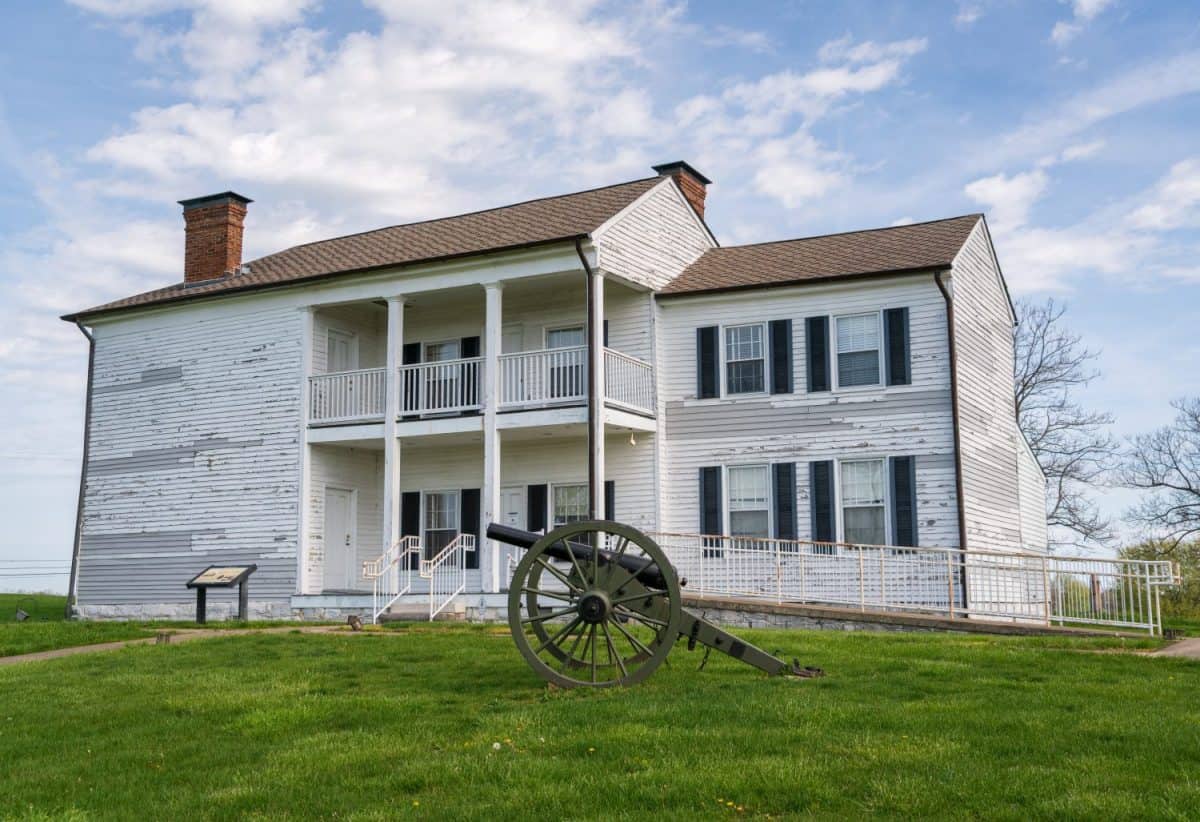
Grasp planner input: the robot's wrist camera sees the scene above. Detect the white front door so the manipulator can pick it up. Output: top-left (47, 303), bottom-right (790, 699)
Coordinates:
top-left (499, 486), bottom-right (525, 589)
top-left (324, 487), bottom-right (356, 590)
top-left (326, 329), bottom-right (358, 373)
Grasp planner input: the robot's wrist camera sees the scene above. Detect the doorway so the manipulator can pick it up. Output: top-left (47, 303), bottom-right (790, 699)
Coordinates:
top-left (323, 487), bottom-right (357, 591)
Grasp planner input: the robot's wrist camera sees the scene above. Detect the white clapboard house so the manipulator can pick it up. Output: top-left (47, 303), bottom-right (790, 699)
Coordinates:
top-left (63, 161), bottom-right (1055, 624)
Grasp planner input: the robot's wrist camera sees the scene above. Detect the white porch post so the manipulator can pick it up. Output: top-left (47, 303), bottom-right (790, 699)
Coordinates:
top-left (589, 270), bottom-right (606, 518)
top-left (483, 283), bottom-right (504, 592)
top-left (382, 296), bottom-right (405, 554)
top-left (297, 306), bottom-right (315, 595)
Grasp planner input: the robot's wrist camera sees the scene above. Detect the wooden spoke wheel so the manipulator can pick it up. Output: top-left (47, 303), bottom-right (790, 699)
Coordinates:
top-left (508, 520), bottom-right (683, 688)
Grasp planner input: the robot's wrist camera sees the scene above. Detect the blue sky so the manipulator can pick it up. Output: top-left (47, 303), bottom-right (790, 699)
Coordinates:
top-left (1, 0), bottom-right (1198, 591)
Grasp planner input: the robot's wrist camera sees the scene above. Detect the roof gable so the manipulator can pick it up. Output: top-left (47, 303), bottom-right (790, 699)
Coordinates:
top-left (660, 214), bottom-right (982, 296)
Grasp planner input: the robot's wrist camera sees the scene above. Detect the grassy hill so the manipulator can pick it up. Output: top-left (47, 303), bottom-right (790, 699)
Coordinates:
top-left (1, 624), bottom-right (1197, 819)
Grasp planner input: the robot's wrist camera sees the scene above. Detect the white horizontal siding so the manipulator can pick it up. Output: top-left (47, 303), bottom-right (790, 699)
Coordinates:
top-left (595, 180), bottom-right (713, 291)
top-left (1017, 436), bottom-right (1048, 552)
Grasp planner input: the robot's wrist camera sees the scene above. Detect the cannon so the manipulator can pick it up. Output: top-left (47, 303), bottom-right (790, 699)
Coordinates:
top-left (487, 519), bottom-right (824, 688)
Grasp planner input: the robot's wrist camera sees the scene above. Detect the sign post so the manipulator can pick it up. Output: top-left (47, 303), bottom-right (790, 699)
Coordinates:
top-left (185, 565), bottom-right (257, 623)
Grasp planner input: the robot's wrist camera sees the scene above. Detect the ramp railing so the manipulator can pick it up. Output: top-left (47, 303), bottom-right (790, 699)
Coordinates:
top-left (421, 534), bottom-right (473, 620)
top-left (651, 532), bottom-right (1178, 634)
top-left (362, 536), bottom-right (421, 624)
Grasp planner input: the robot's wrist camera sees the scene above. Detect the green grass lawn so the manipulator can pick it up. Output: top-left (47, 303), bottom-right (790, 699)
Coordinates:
top-left (1, 624), bottom-right (1197, 819)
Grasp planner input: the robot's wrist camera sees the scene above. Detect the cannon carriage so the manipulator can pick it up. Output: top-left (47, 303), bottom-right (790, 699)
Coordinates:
top-left (487, 519), bottom-right (823, 688)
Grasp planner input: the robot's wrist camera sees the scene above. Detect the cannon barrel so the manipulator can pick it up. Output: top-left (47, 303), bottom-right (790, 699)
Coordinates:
top-left (486, 522), bottom-right (671, 591)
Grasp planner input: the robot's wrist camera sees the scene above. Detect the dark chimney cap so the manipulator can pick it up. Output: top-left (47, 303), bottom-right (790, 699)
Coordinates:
top-left (178, 191), bottom-right (253, 211)
top-left (652, 161), bottom-right (711, 186)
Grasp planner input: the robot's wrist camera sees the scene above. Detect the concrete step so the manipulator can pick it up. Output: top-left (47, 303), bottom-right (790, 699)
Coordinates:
top-left (378, 600), bottom-right (466, 623)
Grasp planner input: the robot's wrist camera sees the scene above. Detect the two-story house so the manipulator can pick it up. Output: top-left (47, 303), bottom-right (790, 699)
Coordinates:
top-left (62, 161), bottom-right (1046, 621)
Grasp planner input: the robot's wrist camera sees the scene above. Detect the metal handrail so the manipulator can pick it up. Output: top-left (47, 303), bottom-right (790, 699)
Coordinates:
top-left (364, 536), bottom-right (421, 624)
top-left (421, 533), bottom-right (474, 620)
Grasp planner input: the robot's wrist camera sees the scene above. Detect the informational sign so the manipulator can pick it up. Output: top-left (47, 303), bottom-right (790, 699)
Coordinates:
top-left (185, 565), bottom-right (257, 623)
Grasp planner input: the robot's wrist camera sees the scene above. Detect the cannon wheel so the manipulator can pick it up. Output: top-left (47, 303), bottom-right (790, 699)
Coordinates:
top-left (508, 520), bottom-right (682, 688)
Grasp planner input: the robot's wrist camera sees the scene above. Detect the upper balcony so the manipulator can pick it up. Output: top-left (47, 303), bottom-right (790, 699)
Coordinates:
top-left (304, 275), bottom-right (656, 431)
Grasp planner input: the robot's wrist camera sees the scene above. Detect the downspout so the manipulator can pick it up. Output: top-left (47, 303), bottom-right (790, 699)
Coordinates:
top-left (934, 271), bottom-right (970, 611)
top-left (66, 320), bottom-right (96, 618)
top-left (575, 238), bottom-right (599, 519)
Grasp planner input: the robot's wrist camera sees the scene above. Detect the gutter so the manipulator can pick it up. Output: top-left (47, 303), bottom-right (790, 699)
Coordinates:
top-left (66, 321), bottom-right (96, 618)
top-left (575, 238), bottom-right (599, 519)
top-left (934, 271), bottom-right (970, 610)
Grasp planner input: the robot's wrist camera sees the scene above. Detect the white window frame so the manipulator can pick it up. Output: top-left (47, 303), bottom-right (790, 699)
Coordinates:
top-left (723, 463), bottom-right (773, 539)
top-left (421, 489), bottom-right (461, 554)
top-left (832, 310), bottom-right (884, 391)
top-left (550, 481), bottom-right (589, 527)
top-left (544, 324), bottom-right (586, 350)
top-left (834, 457), bottom-right (890, 547)
top-left (721, 322), bottom-right (768, 397)
top-left (423, 339), bottom-right (461, 362)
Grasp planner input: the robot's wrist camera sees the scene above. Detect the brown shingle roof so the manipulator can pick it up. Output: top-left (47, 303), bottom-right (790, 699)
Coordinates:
top-left (66, 176), bottom-right (662, 319)
top-left (661, 214), bottom-right (982, 296)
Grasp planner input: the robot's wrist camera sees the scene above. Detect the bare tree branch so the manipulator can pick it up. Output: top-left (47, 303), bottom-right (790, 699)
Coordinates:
top-left (1121, 397), bottom-right (1200, 550)
top-left (1013, 298), bottom-right (1117, 546)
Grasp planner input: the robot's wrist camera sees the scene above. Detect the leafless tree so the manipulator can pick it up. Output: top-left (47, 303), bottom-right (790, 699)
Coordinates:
top-left (1122, 398), bottom-right (1200, 551)
top-left (1013, 298), bottom-right (1117, 546)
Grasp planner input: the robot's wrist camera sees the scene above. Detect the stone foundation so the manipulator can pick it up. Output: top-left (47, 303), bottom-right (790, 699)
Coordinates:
top-left (75, 600), bottom-right (293, 622)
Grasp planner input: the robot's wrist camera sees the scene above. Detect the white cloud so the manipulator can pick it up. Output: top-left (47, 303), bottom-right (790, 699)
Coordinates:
top-left (1051, 0), bottom-right (1117, 45)
top-left (964, 169), bottom-right (1048, 233)
top-left (751, 134), bottom-right (846, 208)
top-left (1128, 158), bottom-right (1200, 231)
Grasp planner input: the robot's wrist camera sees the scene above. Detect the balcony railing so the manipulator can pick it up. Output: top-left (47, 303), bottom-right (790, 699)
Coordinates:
top-left (399, 358), bottom-right (483, 415)
top-left (308, 347), bottom-right (656, 423)
top-left (309, 367), bottom-right (387, 423)
top-left (604, 348), bottom-right (655, 414)
top-left (499, 346), bottom-right (587, 408)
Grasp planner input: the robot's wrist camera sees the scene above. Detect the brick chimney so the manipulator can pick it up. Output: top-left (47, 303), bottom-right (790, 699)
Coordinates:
top-left (178, 192), bottom-right (252, 284)
top-left (652, 161), bottom-right (711, 219)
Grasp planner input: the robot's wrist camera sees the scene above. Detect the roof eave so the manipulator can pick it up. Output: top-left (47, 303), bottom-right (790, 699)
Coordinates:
top-left (61, 233), bottom-right (592, 323)
top-left (656, 264), bottom-right (955, 300)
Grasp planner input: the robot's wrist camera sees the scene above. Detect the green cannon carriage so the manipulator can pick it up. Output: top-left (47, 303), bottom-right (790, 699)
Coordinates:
top-left (487, 520), bottom-right (823, 688)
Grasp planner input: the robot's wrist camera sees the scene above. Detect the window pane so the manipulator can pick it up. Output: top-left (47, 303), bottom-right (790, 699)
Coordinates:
top-left (547, 327), bottom-right (585, 349)
top-left (838, 350), bottom-right (880, 386)
top-left (725, 324), bottom-right (763, 361)
top-left (424, 492), bottom-right (459, 530)
top-left (553, 484), bottom-right (588, 525)
top-left (731, 510), bottom-right (770, 538)
top-left (836, 314), bottom-right (880, 352)
top-left (726, 360), bottom-right (764, 394)
top-left (424, 341), bottom-right (460, 362)
top-left (841, 460), bottom-right (885, 506)
top-left (728, 466), bottom-right (769, 509)
top-left (844, 506), bottom-right (885, 545)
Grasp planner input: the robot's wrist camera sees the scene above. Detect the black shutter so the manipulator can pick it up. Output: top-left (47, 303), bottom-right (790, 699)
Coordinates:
top-left (890, 456), bottom-right (918, 547)
top-left (459, 336), bottom-right (481, 411)
top-left (527, 484), bottom-right (548, 532)
top-left (809, 461), bottom-right (835, 546)
top-left (401, 342), bottom-right (421, 417)
top-left (696, 326), bottom-right (719, 398)
top-left (604, 480), bottom-right (615, 520)
top-left (603, 320), bottom-right (609, 348)
top-left (460, 488), bottom-right (480, 569)
top-left (400, 491), bottom-right (421, 569)
top-left (884, 308), bottom-right (911, 386)
top-left (805, 316), bottom-right (830, 393)
top-left (770, 319), bottom-right (793, 394)
top-left (700, 466), bottom-right (723, 556)
top-left (773, 463), bottom-right (797, 541)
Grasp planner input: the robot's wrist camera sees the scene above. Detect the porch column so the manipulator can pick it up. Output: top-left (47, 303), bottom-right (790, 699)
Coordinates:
top-left (382, 295), bottom-right (405, 554)
top-left (297, 306), bottom-right (315, 594)
top-left (483, 283), bottom-right (504, 592)
top-left (588, 270), bottom-right (606, 518)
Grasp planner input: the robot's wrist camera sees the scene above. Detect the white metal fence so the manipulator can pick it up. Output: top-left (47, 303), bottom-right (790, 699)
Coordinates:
top-left (399, 358), bottom-right (482, 415)
top-left (308, 368), bottom-right (387, 423)
top-left (604, 348), bottom-right (655, 414)
top-left (652, 532), bottom-right (1178, 634)
top-left (362, 536), bottom-right (421, 624)
top-left (421, 533), bottom-right (473, 619)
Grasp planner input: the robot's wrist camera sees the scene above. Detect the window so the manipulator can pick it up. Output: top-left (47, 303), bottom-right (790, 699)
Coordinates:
top-left (727, 465), bottom-right (770, 538)
top-left (424, 340), bottom-right (460, 362)
top-left (546, 326), bottom-right (585, 349)
top-left (422, 341), bottom-right (462, 411)
top-left (725, 324), bottom-right (765, 394)
top-left (836, 313), bottom-right (881, 388)
top-left (840, 459), bottom-right (886, 545)
top-left (423, 491), bottom-right (459, 558)
top-left (326, 329), bottom-right (358, 373)
top-left (552, 484), bottom-right (589, 527)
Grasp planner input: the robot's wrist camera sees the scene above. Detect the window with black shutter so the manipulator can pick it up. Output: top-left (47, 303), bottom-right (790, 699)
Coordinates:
top-left (769, 319), bottom-right (793, 394)
top-left (809, 461), bottom-right (835, 553)
top-left (527, 484), bottom-right (548, 533)
top-left (805, 316), bottom-right (830, 393)
top-left (460, 488), bottom-right (480, 569)
top-left (884, 308), bottom-right (911, 386)
top-left (889, 456), bottom-right (918, 548)
top-left (773, 463), bottom-right (797, 541)
top-left (696, 326), bottom-right (719, 398)
top-left (699, 466), bottom-right (722, 556)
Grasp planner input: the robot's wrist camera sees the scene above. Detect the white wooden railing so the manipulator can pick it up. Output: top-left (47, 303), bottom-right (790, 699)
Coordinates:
top-left (652, 532), bottom-right (1178, 634)
top-left (499, 346), bottom-right (587, 407)
top-left (398, 358), bottom-right (482, 415)
top-left (604, 348), bottom-right (655, 414)
top-left (421, 533), bottom-right (473, 619)
top-left (362, 536), bottom-right (421, 624)
top-left (308, 367), bottom-right (387, 423)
